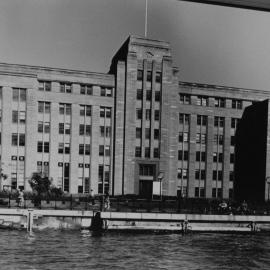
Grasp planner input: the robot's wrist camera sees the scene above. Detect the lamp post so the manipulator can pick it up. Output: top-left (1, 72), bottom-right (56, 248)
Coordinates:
top-left (266, 177), bottom-right (270, 202)
top-left (157, 172), bottom-right (164, 201)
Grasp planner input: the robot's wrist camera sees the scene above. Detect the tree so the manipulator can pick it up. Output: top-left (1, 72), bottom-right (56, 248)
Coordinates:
top-left (29, 172), bottom-right (52, 196)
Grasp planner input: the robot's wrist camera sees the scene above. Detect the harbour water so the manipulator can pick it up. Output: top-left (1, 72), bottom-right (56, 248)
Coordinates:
top-left (0, 230), bottom-right (269, 270)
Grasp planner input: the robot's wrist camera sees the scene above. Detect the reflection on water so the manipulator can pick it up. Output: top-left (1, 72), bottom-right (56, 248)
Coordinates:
top-left (0, 230), bottom-right (269, 270)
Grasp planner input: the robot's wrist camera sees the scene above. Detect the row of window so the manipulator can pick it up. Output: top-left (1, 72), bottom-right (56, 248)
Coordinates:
top-left (178, 168), bottom-right (234, 182)
top-left (178, 150), bottom-right (235, 164)
top-left (136, 109), bottom-right (160, 121)
top-left (38, 81), bottom-right (113, 97)
top-left (137, 70), bottom-right (162, 83)
top-left (179, 114), bottom-right (240, 129)
top-left (136, 89), bottom-right (161, 101)
top-left (135, 147), bottom-right (159, 158)
top-left (179, 93), bottom-right (244, 109)
top-left (135, 128), bottom-right (159, 140)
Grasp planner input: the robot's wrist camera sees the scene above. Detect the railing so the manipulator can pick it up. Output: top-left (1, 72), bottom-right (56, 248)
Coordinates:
top-left (0, 194), bottom-right (270, 215)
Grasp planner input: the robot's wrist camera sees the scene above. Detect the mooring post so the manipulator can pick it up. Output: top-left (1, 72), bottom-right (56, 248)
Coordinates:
top-left (27, 209), bottom-right (34, 233)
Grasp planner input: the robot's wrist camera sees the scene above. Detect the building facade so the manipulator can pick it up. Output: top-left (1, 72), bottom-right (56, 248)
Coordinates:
top-left (0, 35), bottom-right (270, 199)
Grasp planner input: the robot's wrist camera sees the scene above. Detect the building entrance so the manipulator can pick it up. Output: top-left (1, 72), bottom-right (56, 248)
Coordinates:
top-left (139, 180), bottom-right (153, 198)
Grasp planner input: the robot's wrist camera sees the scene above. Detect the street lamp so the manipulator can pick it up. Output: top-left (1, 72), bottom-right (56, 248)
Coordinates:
top-left (266, 177), bottom-right (270, 202)
top-left (157, 172), bottom-right (164, 201)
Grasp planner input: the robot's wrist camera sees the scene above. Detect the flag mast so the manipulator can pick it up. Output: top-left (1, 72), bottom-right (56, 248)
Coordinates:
top-left (145, 0), bottom-right (148, 37)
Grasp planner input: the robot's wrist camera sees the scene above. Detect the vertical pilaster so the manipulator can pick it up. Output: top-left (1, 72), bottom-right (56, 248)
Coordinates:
top-left (24, 88), bottom-right (38, 190)
top-left (187, 114), bottom-right (196, 197)
top-left (70, 104), bottom-right (80, 193)
top-left (90, 105), bottom-right (100, 194)
top-left (223, 117), bottom-right (231, 198)
top-left (1, 87), bottom-right (12, 190)
top-left (49, 102), bottom-right (59, 187)
top-left (113, 61), bottom-right (126, 195)
top-left (206, 116), bottom-right (214, 198)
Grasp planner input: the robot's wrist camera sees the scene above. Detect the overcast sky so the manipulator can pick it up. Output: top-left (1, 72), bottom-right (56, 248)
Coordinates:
top-left (0, 0), bottom-right (270, 90)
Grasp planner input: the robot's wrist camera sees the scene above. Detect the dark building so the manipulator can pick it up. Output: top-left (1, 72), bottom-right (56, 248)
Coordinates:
top-left (235, 99), bottom-right (270, 202)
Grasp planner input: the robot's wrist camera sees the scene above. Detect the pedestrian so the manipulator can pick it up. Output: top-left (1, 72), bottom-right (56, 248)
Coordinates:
top-left (104, 191), bottom-right (110, 211)
top-left (18, 189), bottom-right (24, 208)
top-left (90, 189), bottom-right (95, 205)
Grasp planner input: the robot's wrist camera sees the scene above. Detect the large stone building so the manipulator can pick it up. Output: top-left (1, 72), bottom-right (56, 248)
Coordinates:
top-left (0, 35), bottom-right (269, 199)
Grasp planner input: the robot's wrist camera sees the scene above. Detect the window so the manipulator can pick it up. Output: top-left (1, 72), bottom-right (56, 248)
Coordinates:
top-left (197, 96), bottom-right (208, 106)
top-left (179, 114), bottom-right (189, 125)
top-left (100, 87), bottom-right (106, 96)
top-left (19, 134), bottom-right (25, 146)
top-left (80, 84), bottom-right (92, 95)
top-left (60, 83), bottom-right (72, 93)
top-left (100, 126), bottom-right (105, 137)
top-left (145, 109), bottom-right (151, 120)
top-left (59, 123), bottom-right (64, 134)
top-left (37, 141), bottom-right (49, 153)
top-left (155, 72), bottom-right (161, 83)
top-left (105, 127), bottom-right (111, 138)
top-left (145, 128), bottom-right (150, 139)
top-left (153, 148), bottom-right (159, 158)
top-left (214, 97), bottom-right (225, 108)
top-left (12, 111), bottom-right (18, 123)
top-left (86, 106), bottom-right (91, 116)
top-left (100, 87), bottom-right (113, 97)
top-left (231, 136), bottom-right (235, 146)
top-left (79, 144), bottom-right (84, 155)
top-left (154, 129), bottom-right (159, 140)
top-left (19, 111), bottom-right (26, 124)
top-left (178, 150), bottom-right (188, 161)
top-left (38, 101), bottom-right (51, 114)
top-left (155, 91), bottom-right (160, 102)
top-left (136, 109), bottom-right (142, 120)
top-left (65, 123), bottom-right (70, 134)
top-left (44, 142), bottom-right (50, 153)
top-left (154, 110), bottom-right (160, 121)
top-left (147, 71), bottom-right (152, 82)
top-left (179, 94), bottom-right (191, 105)
top-left (145, 147), bottom-right (150, 158)
top-left (105, 145), bottom-right (110, 156)
top-left (80, 105), bottom-right (91, 117)
top-left (38, 121), bottom-right (43, 133)
top-left (39, 81), bottom-right (51, 91)
top-left (231, 118), bottom-right (240, 129)
top-left (179, 132), bottom-right (189, 142)
top-left (58, 143), bottom-right (64, 154)
top-left (195, 169), bottom-right (206, 180)
top-left (13, 88), bottom-right (26, 102)
top-left (85, 144), bottom-right (90, 155)
top-left (137, 89), bottom-right (142, 100)
top-left (137, 70), bottom-right (143, 81)
top-left (214, 134), bottom-right (224, 145)
top-left (11, 134), bottom-right (25, 146)
top-left (99, 145), bottom-right (104, 156)
top-left (146, 90), bottom-right (152, 101)
top-left (232, 99), bottom-right (242, 109)
top-left (177, 168), bottom-right (188, 179)
top-left (213, 152), bottom-right (223, 163)
top-left (136, 128), bottom-right (142, 139)
top-left (214, 117), bottom-right (225, 127)
top-left (135, 147), bottom-right (141, 157)
top-left (197, 115), bottom-right (207, 126)
top-left (230, 153), bottom-right (235, 164)
top-left (213, 170), bottom-right (223, 181)
top-left (12, 134), bottom-right (18, 146)
top-left (59, 103), bottom-right (71, 115)
top-left (229, 171), bottom-right (234, 182)
top-left (196, 152), bottom-right (206, 162)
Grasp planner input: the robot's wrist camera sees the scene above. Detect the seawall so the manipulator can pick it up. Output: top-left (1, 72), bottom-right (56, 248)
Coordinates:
top-left (1, 208), bottom-right (270, 232)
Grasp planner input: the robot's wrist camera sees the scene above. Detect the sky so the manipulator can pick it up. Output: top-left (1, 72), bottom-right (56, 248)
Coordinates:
top-left (0, 0), bottom-right (270, 90)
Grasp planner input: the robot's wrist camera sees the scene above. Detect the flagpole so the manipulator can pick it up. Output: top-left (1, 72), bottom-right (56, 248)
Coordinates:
top-left (145, 0), bottom-right (148, 37)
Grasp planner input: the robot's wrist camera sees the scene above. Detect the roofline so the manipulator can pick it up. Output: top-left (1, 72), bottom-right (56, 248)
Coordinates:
top-left (0, 62), bottom-right (113, 79)
top-left (179, 81), bottom-right (270, 95)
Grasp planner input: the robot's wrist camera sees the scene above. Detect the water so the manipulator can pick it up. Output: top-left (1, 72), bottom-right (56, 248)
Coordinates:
top-left (0, 230), bottom-right (269, 270)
